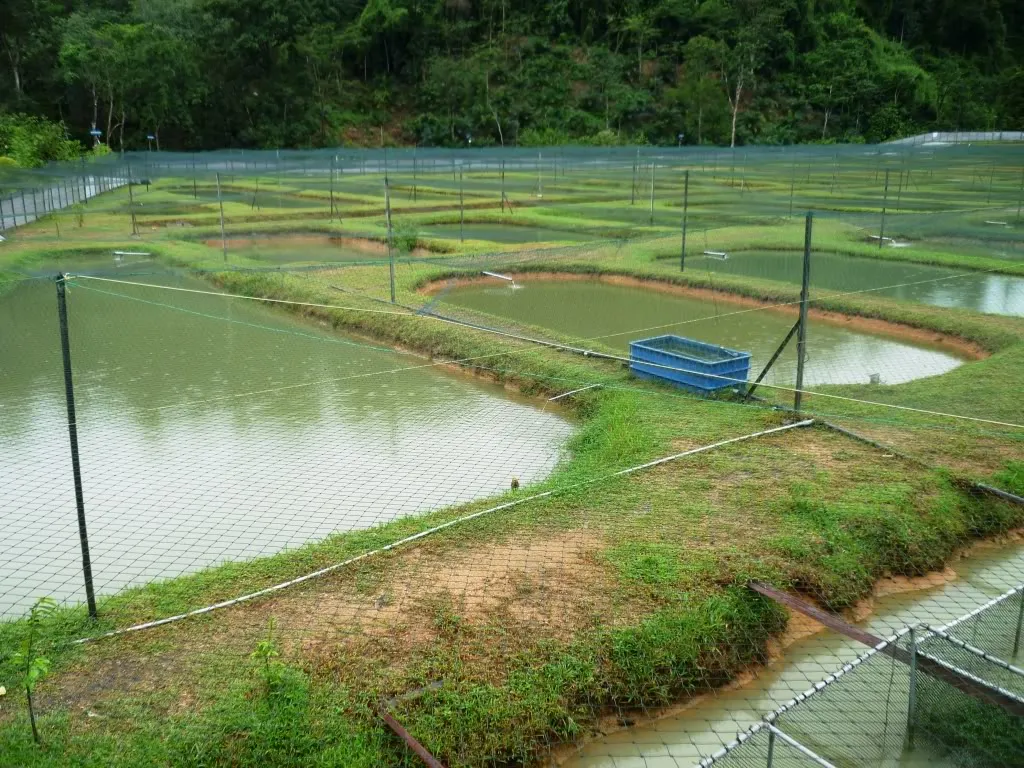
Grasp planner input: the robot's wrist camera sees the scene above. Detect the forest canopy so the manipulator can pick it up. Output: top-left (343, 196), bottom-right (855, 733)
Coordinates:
top-left (1, 0), bottom-right (1022, 154)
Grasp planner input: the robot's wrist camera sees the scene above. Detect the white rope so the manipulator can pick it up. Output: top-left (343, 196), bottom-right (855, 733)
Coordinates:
top-left (73, 419), bottom-right (813, 644)
top-left (69, 275), bottom-right (1024, 430)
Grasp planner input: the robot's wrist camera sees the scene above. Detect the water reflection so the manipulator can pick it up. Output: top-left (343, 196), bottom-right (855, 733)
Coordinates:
top-left (443, 281), bottom-right (966, 387)
top-left (689, 250), bottom-right (1024, 317)
top-left (0, 269), bottom-right (572, 616)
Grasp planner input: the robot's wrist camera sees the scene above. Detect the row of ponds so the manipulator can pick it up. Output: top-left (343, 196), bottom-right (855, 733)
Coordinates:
top-left (2, 235), bottom-right (1020, 767)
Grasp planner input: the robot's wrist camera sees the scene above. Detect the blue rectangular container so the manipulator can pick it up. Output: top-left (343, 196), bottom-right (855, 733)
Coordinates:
top-left (629, 335), bottom-right (751, 394)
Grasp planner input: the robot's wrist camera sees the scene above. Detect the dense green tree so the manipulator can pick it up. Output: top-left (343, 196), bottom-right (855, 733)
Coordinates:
top-left (1, 0), bottom-right (1021, 149)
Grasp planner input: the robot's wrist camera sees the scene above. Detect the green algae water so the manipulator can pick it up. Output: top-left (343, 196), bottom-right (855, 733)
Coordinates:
top-left (0, 262), bottom-right (572, 617)
top-left (442, 280), bottom-right (967, 387)
top-left (420, 223), bottom-right (598, 243)
top-left (687, 250), bottom-right (1024, 317)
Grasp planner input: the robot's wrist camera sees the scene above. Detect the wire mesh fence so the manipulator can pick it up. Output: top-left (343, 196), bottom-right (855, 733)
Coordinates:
top-left (579, 579), bottom-right (1024, 768)
top-left (1, 143), bottom-right (1023, 767)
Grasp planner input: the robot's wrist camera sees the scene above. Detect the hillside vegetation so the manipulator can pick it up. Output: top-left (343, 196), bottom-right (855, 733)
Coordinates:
top-left (1, 0), bottom-right (1023, 153)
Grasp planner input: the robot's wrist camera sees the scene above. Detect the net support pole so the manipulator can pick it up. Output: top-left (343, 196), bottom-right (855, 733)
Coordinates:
top-left (649, 161), bottom-right (656, 225)
top-left (459, 171), bottom-right (464, 243)
top-left (680, 169), bottom-right (689, 272)
top-left (1016, 166), bottom-right (1023, 224)
top-left (794, 212), bottom-right (813, 411)
top-left (126, 161), bottom-right (138, 236)
top-left (746, 319), bottom-right (800, 400)
top-left (907, 626), bottom-right (918, 749)
top-left (216, 172), bottom-right (227, 262)
top-left (631, 151), bottom-right (638, 205)
top-left (789, 159), bottom-right (796, 217)
top-left (327, 153), bottom-right (335, 219)
top-left (1013, 591), bottom-right (1024, 659)
top-left (500, 160), bottom-right (505, 213)
top-left (878, 169), bottom-right (890, 249)
top-left (385, 179), bottom-right (396, 303)
top-left (56, 275), bottom-right (98, 621)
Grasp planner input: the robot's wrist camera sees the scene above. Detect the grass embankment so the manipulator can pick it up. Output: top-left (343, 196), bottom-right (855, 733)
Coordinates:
top-left (1, 174), bottom-right (1022, 766)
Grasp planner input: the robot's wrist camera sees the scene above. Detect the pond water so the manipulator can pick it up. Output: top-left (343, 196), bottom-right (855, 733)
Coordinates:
top-left (0, 262), bottom-right (572, 617)
top-left (564, 541), bottom-right (1024, 768)
top-left (212, 235), bottom-right (391, 265)
top-left (164, 186), bottom-right (323, 209)
top-left (683, 250), bottom-right (1024, 317)
top-left (441, 280), bottom-right (967, 387)
top-left (421, 223), bottom-right (598, 244)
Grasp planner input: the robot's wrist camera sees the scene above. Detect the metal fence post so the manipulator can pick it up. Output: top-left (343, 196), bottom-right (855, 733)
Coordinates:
top-left (878, 169), bottom-right (890, 249)
top-left (794, 212), bottom-right (813, 411)
top-left (216, 172), bottom-right (227, 261)
top-left (649, 161), bottom-right (656, 225)
top-left (126, 162), bottom-right (138, 236)
top-left (1016, 166), bottom-right (1023, 224)
top-left (789, 159), bottom-right (797, 217)
top-left (1012, 589), bottom-right (1023, 659)
top-left (680, 170), bottom-right (689, 273)
top-left (56, 275), bottom-right (98, 620)
top-left (329, 154), bottom-right (336, 221)
top-left (766, 727), bottom-right (776, 767)
top-left (631, 151), bottom-right (638, 205)
top-left (907, 627), bottom-right (918, 749)
top-left (385, 178), bottom-right (396, 303)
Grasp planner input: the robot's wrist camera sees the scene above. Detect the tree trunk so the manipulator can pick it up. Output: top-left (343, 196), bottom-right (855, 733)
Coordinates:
top-left (822, 84), bottom-right (833, 140)
top-left (729, 80), bottom-right (742, 148)
top-left (2, 36), bottom-right (22, 97)
top-left (91, 85), bottom-right (99, 145)
top-left (106, 84), bottom-right (115, 142)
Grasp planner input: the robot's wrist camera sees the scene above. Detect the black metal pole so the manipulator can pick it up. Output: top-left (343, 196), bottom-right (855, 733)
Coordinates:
top-left (789, 159), bottom-right (796, 217)
top-left (385, 179), bottom-right (396, 303)
top-left (794, 212), bottom-right (813, 411)
top-left (630, 151), bottom-right (637, 205)
top-left (329, 155), bottom-right (335, 221)
top-left (1016, 166), bottom-right (1023, 224)
top-left (680, 170), bottom-right (689, 273)
top-left (746, 318), bottom-right (800, 400)
top-left (649, 161), bottom-right (656, 225)
top-left (126, 161), bottom-right (138, 236)
top-left (56, 275), bottom-right (98, 620)
top-left (878, 169), bottom-right (890, 249)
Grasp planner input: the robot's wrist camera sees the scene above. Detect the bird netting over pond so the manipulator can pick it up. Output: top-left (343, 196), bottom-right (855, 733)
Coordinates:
top-left (1, 144), bottom-right (1023, 768)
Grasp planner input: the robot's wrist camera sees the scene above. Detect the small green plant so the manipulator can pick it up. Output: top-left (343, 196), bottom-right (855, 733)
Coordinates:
top-left (392, 219), bottom-right (419, 255)
top-left (250, 618), bottom-right (286, 699)
top-left (11, 597), bottom-right (57, 745)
